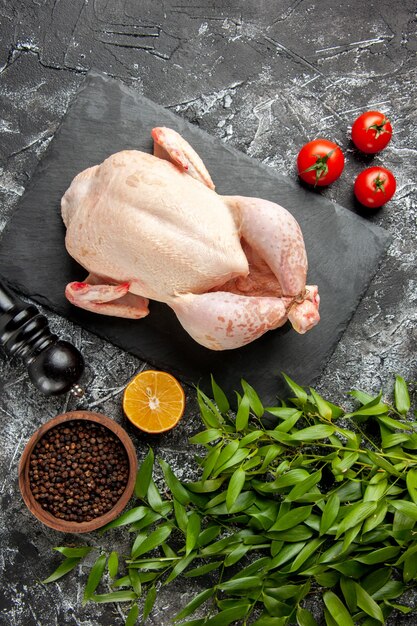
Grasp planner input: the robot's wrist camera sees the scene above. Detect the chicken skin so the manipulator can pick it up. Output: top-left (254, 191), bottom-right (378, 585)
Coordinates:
top-left (62, 127), bottom-right (320, 350)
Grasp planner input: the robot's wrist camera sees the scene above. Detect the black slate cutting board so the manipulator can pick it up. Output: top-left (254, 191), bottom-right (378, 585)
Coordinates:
top-left (0, 73), bottom-right (389, 405)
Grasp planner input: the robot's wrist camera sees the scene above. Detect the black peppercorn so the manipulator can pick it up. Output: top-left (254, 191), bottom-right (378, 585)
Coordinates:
top-left (28, 420), bottom-right (129, 523)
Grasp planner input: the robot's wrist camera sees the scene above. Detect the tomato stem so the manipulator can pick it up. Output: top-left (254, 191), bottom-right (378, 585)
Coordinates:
top-left (373, 174), bottom-right (386, 195)
top-left (368, 118), bottom-right (391, 139)
top-left (301, 149), bottom-right (336, 185)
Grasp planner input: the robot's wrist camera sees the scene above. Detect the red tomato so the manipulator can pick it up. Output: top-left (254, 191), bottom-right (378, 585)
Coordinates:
top-left (354, 166), bottom-right (396, 208)
top-left (297, 139), bottom-right (345, 186)
top-left (351, 111), bottom-right (393, 153)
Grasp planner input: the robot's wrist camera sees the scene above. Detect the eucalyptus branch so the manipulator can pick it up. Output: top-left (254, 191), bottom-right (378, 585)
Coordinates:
top-left (43, 374), bottom-right (417, 626)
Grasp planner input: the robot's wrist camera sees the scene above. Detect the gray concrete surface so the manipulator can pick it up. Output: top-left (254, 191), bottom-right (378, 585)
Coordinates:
top-left (0, 1), bottom-right (416, 624)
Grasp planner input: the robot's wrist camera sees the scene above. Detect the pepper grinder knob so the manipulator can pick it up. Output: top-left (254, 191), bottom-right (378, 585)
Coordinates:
top-left (0, 281), bottom-right (84, 395)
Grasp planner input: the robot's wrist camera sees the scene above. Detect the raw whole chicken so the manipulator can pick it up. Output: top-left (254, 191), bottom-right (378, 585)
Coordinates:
top-left (62, 127), bottom-right (320, 350)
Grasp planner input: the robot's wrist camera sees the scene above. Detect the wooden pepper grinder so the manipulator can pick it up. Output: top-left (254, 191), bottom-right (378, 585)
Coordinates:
top-left (0, 281), bottom-right (84, 395)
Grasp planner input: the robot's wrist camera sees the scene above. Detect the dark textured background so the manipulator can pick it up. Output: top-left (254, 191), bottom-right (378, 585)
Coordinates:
top-left (0, 1), bottom-right (416, 625)
top-left (0, 72), bottom-right (390, 405)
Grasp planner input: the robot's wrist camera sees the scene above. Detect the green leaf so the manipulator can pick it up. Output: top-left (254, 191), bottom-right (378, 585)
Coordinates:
top-left (372, 580), bottom-right (405, 602)
top-left (282, 373), bottom-right (308, 402)
top-left (211, 490), bottom-right (255, 515)
top-left (366, 451), bottom-right (402, 477)
top-left (355, 546), bottom-right (400, 564)
top-left (395, 541), bottom-right (417, 565)
top-left (259, 445), bottom-right (284, 471)
top-left (361, 568), bottom-right (391, 595)
top-left (274, 411), bottom-right (303, 433)
top-left (129, 568), bottom-right (142, 596)
top-left (212, 440), bottom-right (239, 473)
top-left (268, 525), bottom-right (313, 542)
top-left (315, 571), bottom-right (340, 587)
top-left (262, 593), bottom-right (291, 617)
top-left (254, 469), bottom-right (310, 493)
top-left (108, 551), bottom-right (119, 579)
top-left (323, 591), bottom-right (354, 626)
top-left (238, 430), bottom-right (264, 447)
top-left (42, 557), bottom-right (81, 584)
top-left (286, 470), bottom-right (322, 502)
top-left (226, 467), bottom-right (246, 511)
top-left (197, 388), bottom-right (223, 428)
top-left (289, 538), bottom-right (325, 572)
top-left (162, 543), bottom-right (177, 559)
top-left (345, 400), bottom-right (389, 419)
top-left (83, 553), bottom-right (107, 605)
top-left (204, 604), bottom-right (250, 626)
top-left (291, 424), bottom-right (335, 441)
top-left (377, 414), bottom-right (410, 431)
top-left (354, 582), bottom-right (384, 622)
top-left (196, 525), bottom-right (221, 548)
top-left (403, 554), bottom-right (417, 582)
top-left (130, 509), bottom-right (162, 532)
top-left (224, 543), bottom-right (250, 567)
top-left (266, 407), bottom-right (301, 420)
top-left (159, 458), bottom-right (190, 505)
top-left (186, 512), bottom-right (201, 555)
top-left (131, 525), bottom-right (172, 559)
top-left (381, 432), bottom-right (409, 449)
top-left (236, 394), bottom-right (250, 431)
top-left (310, 388), bottom-right (333, 420)
top-left (349, 389), bottom-right (374, 405)
top-left (231, 556), bottom-right (271, 580)
top-left (211, 376), bottom-right (230, 413)
top-left (213, 448), bottom-right (250, 476)
top-left (269, 506), bottom-right (312, 532)
top-left (363, 475), bottom-right (388, 502)
top-left (296, 605), bottom-right (318, 626)
top-left (253, 616), bottom-right (288, 626)
top-left (270, 542), bottom-right (306, 567)
top-left (390, 500), bottom-right (417, 521)
top-left (330, 560), bottom-right (366, 578)
top-left (331, 451), bottom-right (359, 475)
top-left (320, 494), bottom-right (340, 535)
top-left (165, 553), bottom-right (196, 584)
top-left (184, 561), bottom-right (223, 578)
top-left (334, 480), bottom-right (362, 503)
top-left (241, 380), bottom-right (264, 417)
top-left (341, 522), bottom-right (362, 552)
top-left (146, 479), bottom-right (165, 513)
top-left (336, 501), bottom-right (377, 538)
top-left (201, 443), bottom-right (222, 480)
top-left (340, 577), bottom-right (357, 612)
top-left (406, 469), bottom-right (417, 505)
top-left (189, 429), bottom-right (222, 445)
top-left (135, 447), bottom-right (154, 499)
top-left (174, 588), bottom-right (215, 622)
top-left (143, 585), bottom-right (157, 621)
top-left (267, 430), bottom-right (296, 445)
top-left (201, 533), bottom-right (242, 556)
top-left (323, 608), bottom-right (338, 626)
top-left (218, 575), bottom-right (262, 592)
top-left (91, 591), bottom-right (137, 603)
top-left (112, 575), bottom-right (131, 588)
top-left (395, 375), bottom-right (410, 415)
top-left (403, 434), bottom-right (417, 449)
top-left (53, 546), bottom-right (92, 559)
top-left (385, 601), bottom-right (413, 614)
top-left (173, 499), bottom-right (189, 533)
top-left (187, 478), bottom-right (225, 493)
top-left (363, 502), bottom-right (388, 535)
top-left (102, 506), bottom-right (148, 531)
top-left (125, 603), bottom-right (139, 626)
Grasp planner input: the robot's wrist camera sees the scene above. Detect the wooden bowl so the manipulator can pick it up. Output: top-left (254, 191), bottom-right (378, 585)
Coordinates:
top-left (18, 410), bottom-right (138, 533)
